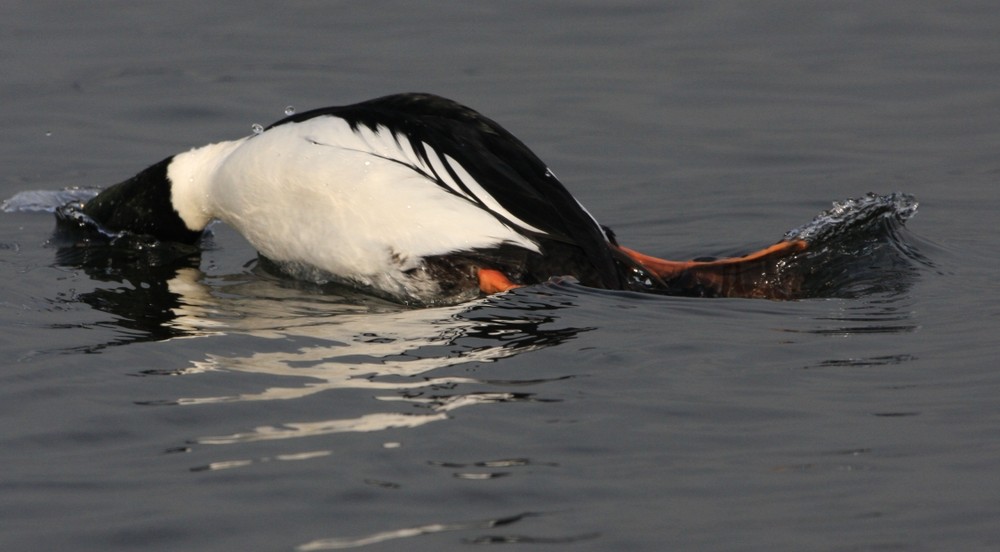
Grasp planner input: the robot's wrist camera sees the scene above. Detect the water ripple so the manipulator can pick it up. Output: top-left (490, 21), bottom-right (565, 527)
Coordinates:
top-left (295, 512), bottom-right (539, 551)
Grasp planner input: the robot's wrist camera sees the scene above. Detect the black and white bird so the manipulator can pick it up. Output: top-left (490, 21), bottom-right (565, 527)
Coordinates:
top-left (81, 93), bottom-right (806, 304)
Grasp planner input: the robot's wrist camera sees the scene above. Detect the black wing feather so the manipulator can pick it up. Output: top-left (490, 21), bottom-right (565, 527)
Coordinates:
top-left (269, 93), bottom-right (623, 288)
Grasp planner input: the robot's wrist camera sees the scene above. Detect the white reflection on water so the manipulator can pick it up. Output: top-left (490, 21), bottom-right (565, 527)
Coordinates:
top-left (191, 450), bottom-right (332, 472)
top-left (154, 268), bottom-right (582, 444)
top-left (295, 512), bottom-right (535, 551)
top-left (197, 412), bottom-right (450, 444)
top-left (294, 510), bottom-right (598, 550)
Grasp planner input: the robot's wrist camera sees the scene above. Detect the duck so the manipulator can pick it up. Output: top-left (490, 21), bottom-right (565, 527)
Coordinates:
top-left (80, 92), bottom-right (807, 305)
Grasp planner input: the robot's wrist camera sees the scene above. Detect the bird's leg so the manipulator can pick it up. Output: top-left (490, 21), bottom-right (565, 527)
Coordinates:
top-left (616, 239), bottom-right (809, 299)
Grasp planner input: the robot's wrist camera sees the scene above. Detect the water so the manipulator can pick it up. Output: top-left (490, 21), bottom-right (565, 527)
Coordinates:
top-left (2, 2), bottom-right (999, 551)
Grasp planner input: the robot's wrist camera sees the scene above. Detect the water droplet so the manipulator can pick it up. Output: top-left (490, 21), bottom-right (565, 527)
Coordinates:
top-left (284, 105), bottom-right (296, 116)
top-left (44, 131), bottom-right (52, 137)
top-left (251, 123), bottom-right (264, 135)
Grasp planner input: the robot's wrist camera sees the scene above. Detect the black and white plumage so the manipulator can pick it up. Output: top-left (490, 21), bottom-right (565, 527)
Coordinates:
top-left (81, 93), bottom-right (808, 304)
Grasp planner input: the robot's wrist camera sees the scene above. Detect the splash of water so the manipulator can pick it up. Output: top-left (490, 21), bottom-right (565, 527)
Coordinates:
top-left (1, 188), bottom-right (100, 213)
top-left (777, 192), bottom-right (926, 298)
top-left (784, 192), bottom-right (918, 243)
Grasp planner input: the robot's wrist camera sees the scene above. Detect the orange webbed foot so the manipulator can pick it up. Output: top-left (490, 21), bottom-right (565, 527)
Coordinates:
top-left (477, 268), bottom-right (521, 295)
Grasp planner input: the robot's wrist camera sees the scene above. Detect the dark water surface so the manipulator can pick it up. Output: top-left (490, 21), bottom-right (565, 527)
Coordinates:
top-left (3, 2), bottom-right (999, 551)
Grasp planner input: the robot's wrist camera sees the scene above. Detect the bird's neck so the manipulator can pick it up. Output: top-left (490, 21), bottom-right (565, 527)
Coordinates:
top-left (166, 138), bottom-right (246, 231)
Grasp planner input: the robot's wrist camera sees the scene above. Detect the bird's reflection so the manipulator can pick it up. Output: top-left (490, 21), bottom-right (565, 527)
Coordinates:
top-left (162, 268), bottom-right (584, 405)
top-left (174, 272), bottom-right (587, 445)
top-left (51, 228), bottom-right (589, 450)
